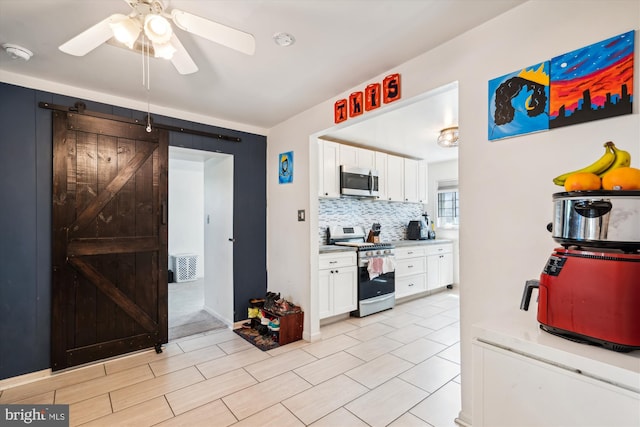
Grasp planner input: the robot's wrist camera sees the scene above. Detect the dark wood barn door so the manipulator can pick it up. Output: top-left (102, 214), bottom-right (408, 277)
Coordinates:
top-left (51, 110), bottom-right (168, 371)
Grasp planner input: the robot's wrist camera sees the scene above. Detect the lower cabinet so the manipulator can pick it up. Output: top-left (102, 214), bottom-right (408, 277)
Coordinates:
top-left (426, 243), bottom-right (454, 290)
top-left (395, 246), bottom-right (427, 298)
top-left (473, 338), bottom-right (640, 426)
top-left (396, 243), bottom-right (454, 297)
top-left (319, 251), bottom-right (357, 319)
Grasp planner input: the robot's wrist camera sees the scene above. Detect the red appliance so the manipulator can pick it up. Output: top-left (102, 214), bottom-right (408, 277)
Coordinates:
top-left (521, 247), bottom-right (640, 352)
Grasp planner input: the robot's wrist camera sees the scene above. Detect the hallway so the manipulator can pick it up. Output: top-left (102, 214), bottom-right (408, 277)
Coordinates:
top-left (169, 278), bottom-right (226, 340)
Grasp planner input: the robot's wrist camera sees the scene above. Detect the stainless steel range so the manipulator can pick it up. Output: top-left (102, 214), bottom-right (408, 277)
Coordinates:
top-left (328, 226), bottom-right (396, 317)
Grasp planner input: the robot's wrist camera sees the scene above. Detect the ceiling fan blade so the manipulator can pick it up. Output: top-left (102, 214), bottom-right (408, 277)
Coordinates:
top-left (59, 14), bottom-right (122, 56)
top-left (170, 9), bottom-right (255, 56)
top-left (169, 34), bottom-right (198, 75)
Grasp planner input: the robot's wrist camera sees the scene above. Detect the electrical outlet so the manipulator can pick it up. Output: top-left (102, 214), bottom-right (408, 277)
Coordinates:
top-left (297, 210), bottom-right (305, 221)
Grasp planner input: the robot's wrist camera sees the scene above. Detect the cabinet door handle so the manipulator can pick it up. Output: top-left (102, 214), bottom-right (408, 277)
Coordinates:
top-left (407, 251), bottom-right (413, 255)
top-left (329, 261), bottom-right (338, 264)
top-left (408, 265), bottom-right (413, 268)
top-left (409, 283), bottom-right (414, 287)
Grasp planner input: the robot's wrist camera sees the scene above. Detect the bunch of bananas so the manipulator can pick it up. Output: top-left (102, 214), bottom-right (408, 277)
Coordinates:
top-left (553, 141), bottom-right (631, 186)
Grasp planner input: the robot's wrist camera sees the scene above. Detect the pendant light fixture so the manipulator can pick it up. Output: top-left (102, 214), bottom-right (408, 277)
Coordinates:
top-left (437, 126), bottom-right (459, 148)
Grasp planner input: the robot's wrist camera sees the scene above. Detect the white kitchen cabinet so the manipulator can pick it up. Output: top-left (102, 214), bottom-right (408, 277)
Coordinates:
top-left (403, 158), bottom-right (419, 203)
top-left (338, 144), bottom-right (358, 167)
top-left (473, 337), bottom-right (640, 427)
top-left (426, 243), bottom-right (453, 290)
top-left (318, 139), bottom-right (340, 198)
top-left (395, 246), bottom-right (427, 298)
top-left (375, 151), bottom-right (387, 201)
top-left (356, 147), bottom-right (375, 169)
top-left (339, 145), bottom-right (375, 169)
top-left (386, 154), bottom-right (404, 202)
top-left (418, 161), bottom-right (428, 204)
top-left (319, 251), bottom-right (358, 319)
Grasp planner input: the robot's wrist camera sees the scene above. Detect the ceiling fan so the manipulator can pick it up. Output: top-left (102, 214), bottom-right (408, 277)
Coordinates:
top-left (59, 0), bottom-right (255, 75)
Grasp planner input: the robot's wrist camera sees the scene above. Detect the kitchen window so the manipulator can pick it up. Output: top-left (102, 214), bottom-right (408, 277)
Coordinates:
top-left (436, 179), bottom-right (459, 228)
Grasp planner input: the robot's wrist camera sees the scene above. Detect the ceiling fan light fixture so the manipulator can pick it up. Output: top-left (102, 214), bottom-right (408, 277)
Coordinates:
top-left (109, 15), bottom-right (141, 49)
top-left (152, 40), bottom-right (176, 59)
top-left (144, 14), bottom-right (172, 44)
top-left (437, 126), bottom-right (459, 148)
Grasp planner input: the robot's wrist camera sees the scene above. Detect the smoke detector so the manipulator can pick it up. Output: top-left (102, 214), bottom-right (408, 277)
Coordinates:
top-left (273, 32), bottom-right (295, 47)
top-left (2, 43), bottom-right (33, 61)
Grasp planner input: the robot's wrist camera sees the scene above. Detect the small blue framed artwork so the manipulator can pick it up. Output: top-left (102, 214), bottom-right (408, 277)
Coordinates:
top-left (488, 61), bottom-right (550, 140)
top-left (279, 151), bottom-right (293, 184)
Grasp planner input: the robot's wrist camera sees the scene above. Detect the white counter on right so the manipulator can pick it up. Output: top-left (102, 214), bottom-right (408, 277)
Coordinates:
top-left (472, 309), bottom-right (640, 427)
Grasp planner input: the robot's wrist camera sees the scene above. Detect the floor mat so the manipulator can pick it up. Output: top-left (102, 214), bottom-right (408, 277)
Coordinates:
top-left (234, 327), bottom-right (279, 351)
top-left (169, 309), bottom-right (226, 340)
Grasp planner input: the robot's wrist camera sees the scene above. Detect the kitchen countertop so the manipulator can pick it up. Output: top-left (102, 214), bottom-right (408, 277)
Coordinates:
top-left (391, 239), bottom-right (452, 247)
top-left (319, 245), bottom-right (357, 254)
top-left (319, 239), bottom-right (452, 253)
top-left (473, 308), bottom-right (640, 392)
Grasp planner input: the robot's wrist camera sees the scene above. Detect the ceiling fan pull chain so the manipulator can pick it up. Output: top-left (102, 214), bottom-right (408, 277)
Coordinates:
top-left (140, 35), bottom-right (152, 133)
top-left (141, 36), bottom-right (146, 88)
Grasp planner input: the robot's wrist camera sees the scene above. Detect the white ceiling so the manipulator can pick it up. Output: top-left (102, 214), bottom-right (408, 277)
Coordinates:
top-left (0, 0), bottom-right (524, 160)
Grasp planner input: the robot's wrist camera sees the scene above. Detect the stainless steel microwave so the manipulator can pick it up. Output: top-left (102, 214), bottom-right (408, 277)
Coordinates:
top-left (340, 165), bottom-right (379, 197)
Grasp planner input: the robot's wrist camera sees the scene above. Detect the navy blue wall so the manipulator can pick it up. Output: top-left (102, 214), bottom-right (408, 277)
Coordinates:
top-left (0, 82), bottom-right (267, 380)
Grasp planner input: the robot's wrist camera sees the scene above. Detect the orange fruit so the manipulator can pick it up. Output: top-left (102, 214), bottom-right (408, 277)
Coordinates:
top-left (564, 172), bottom-right (601, 192)
top-left (602, 167), bottom-right (640, 190)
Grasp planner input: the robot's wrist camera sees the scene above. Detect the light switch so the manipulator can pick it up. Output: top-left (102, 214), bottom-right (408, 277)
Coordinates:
top-left (298, 210), bottom-right (305, 221)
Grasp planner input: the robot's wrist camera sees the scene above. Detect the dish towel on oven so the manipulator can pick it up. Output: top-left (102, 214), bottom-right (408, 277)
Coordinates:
top-left (368, 256), bottom-right (396, 280)
top-left (368, 257), bottom-right (384, 280)
top-left (383, 255), bottom-right (396, 274)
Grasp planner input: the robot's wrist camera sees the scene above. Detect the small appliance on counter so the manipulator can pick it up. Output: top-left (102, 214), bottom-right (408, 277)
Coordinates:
top-left (520, 190), bottom-right (640, 352)
top-left (407, 214), bottom-right (431, 240)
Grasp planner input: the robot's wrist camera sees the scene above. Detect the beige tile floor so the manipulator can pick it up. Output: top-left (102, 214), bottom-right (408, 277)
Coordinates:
top-left (0, 289), bottom-right (461, 427)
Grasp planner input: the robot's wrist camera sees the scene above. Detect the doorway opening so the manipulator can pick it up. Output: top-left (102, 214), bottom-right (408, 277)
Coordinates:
top-left (168, 146), bottom-right (234, 340)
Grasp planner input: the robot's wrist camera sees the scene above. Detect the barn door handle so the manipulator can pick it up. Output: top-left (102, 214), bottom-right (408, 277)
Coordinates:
top-left (161, 203), bottom-right (167, 225)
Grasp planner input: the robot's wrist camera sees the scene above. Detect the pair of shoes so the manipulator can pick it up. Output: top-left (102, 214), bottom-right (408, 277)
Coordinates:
top-left (249, 298), bottom-right (265, 308)
top-left (268, 319), bottom-right (280, 331)
top-left (264, 292), bottom-right (280, 312)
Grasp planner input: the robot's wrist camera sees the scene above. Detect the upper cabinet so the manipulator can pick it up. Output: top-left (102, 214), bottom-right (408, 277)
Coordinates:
top-left (418, 161), bottom-right (428, 204)
top-left (375, 152), bottom-right (388, 201)
top-left (318, 140), bottom-right (341, 198)
top-left (339, 145), bottom-right (375, 169)
top-left (386, 154), bottom-right (404, 202)
top-left (404, 158), bottom-right (427, 204)
top-left (318, 139), bottom-right (425, 203)
top-left (404, 158), bottom-right (419, 203)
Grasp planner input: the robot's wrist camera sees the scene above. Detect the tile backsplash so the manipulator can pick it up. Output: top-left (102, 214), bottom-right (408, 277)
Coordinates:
top-left (319, 198), bottom-right (424, 245)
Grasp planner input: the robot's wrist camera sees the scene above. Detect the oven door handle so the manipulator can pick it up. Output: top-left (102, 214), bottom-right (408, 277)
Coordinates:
top-left (360, 294), bottom-right (395, 305)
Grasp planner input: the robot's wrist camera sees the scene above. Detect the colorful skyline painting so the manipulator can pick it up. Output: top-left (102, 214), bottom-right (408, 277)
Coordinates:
top-left (549, 30), bottom-right (634, 128)
top-left (488, 62), bottom-right (550, 140)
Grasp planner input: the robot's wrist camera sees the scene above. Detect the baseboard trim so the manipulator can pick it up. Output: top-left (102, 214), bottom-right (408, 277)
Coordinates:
top-left (0, 368), bottom-right (51, 391)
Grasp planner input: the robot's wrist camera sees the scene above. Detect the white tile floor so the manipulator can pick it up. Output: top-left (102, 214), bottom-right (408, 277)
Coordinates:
top-left (0, 288), bottom-right (461, 426)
